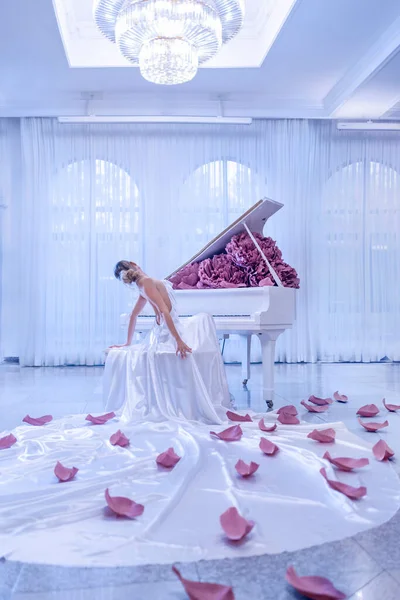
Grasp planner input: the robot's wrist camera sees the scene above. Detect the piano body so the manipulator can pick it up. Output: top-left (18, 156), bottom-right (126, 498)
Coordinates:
top-left (132, 198), bottom-right (297, 407)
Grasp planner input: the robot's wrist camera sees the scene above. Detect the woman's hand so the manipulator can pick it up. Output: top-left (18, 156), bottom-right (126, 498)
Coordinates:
top-left (176, 339), bottom-right (192, 359)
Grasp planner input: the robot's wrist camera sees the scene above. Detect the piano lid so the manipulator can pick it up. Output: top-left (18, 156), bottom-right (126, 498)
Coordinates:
top-left (168, 197), bottom-right (283, 279)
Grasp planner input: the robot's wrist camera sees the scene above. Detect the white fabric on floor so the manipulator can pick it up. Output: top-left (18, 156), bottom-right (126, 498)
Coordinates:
top-left (1, 282), bottom-right (399, 566)
top-left (0, 413), bottom-right (399, 567)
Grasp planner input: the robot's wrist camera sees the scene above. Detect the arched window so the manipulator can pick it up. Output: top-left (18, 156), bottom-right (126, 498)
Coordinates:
top-left (50, 159), bottom-right (141, 362)
top-left (53, 159), bottom-right (139, 234)
top-left (180, 160), bottom-right (261, 259)
top-left (321, 160), bottom-right (400, 360)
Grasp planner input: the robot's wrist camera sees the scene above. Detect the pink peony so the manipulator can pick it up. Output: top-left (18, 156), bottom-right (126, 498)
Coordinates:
top-left (226, 232), bottom-right (299, 289)
top-left (246, 258), bottom-right (277, 288)
top-left (273, 261), bottom-right (300, 288)
top-left (169, 231), bottom-right (300, 290)
top-left (226, 232), bottom-right (282, 267)
top-left (247, 262), bottom-right (273, 287)
top-left (170, 262), bottom-right (200, 290)
top-left (197, 254), bottom-right (248, 289)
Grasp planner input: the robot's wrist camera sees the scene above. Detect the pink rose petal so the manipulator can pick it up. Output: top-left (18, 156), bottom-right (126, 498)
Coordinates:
top-left (278, 412), bottom-right (300, 425)
top-left (226, 410), bottom-right (252, 423)
top-left (356, 404), bottom-right (379, 417)
top-left (258, 419), bottom-right (277, 432)
top-left (235, 459), bottom-right (259, 477)
top-left (373, 439), bottom-right (395, 461)
top-left (307, 428), bottom-right (336, 443)
top-left (156, 447), bottom-right (181, 469)
top-left (0, 434), bottom-right (17, 450)
top-left (210, 425), bottom-right (243, 442)
top-left (383, 398), bottom-right (400, 412)
top-left (259, 437), bottom-right (279, 456)
top-left (105, 488), bottom-right (144, 519)
top-left (358, 418), bottom-right (389, 432)
top-left (277, 405), bottom-right (298, 416)
top-left (301, 400), bottom-right (329, 413)
top-left (172, 566), bottom-right (235, 600)
top-left (220, 507), bottom-right (254, 541)
top-left (320, 467), bottom-right (367, 500)
top-left (86, 412), bottom-right (116, 425)
top-left (54, 461), bottom-right (79, 482)
top-left (259, 277), bottom-right (274, 287)
top-left (22, 414), bottom-right (53, 426)
top-left (110, 430), bottom-right (130, 447)
top-left (323, 451), bottom-right (369, 472)
top-left (286, 566), bottom-right (346, 600)
top-left (333, 391), bottom-right (348, 403)
top-left (308, 395), bottom-right (333, 406)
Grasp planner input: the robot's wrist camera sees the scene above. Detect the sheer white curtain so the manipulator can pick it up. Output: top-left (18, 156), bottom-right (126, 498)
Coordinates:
top-left (0, 119), bottom-right (21, 360)
top-left (16, 119), bottom-right (273, 365)
top-left (316, 130), bottom-right (400, 362)
top-left (18, 120), bottom-right (144, 365)
top-left (1, 118), bottom-right (399, 365)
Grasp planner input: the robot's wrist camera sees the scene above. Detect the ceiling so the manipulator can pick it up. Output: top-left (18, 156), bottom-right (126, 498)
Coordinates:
top-left (55, 0), bottom-right (294, 68)
top-left (0, 0), bottom-right (400, 119)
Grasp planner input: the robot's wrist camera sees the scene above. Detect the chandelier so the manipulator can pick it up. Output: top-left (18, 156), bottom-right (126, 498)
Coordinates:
top-left (93, 0), bottom-right (245, 85)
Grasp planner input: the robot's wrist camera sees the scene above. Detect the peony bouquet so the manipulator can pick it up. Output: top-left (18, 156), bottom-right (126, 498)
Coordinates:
top-left (170, 231), bottom-right (299, 290)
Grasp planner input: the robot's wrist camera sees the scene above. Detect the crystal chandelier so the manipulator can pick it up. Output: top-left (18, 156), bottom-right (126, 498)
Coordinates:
top-left (93, 0), bottom-right (245, 85)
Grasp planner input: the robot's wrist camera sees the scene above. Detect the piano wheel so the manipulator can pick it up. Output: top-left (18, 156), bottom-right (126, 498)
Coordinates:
top-left (242, 379), bottom-right (248, 386)
top-left (266, 400), bottom-right (273, 409)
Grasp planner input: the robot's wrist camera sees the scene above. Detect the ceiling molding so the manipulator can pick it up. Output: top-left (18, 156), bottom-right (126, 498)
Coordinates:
top-left (52, 0), bottom-right (299, 69)
top-left (373, 87), bottom-right (400, 119)
top-left (0, 93), bottom-right (325, 119)
top-left (382, 97), bottom-right (400, 119)
top-left (323, 15), bottom-right (400, 117)
top-left (255, 0), bottom-right (301, 66)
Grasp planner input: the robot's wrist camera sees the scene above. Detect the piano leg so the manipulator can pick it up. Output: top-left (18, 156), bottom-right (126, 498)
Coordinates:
top-left (258, 330), bottom-right (284, 408)
top-left (240, 334), bottom-right (251, 386)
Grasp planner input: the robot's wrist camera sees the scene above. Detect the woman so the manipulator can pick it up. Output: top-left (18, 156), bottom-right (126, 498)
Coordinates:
top-left (103, 260), bottom-right (230, 424)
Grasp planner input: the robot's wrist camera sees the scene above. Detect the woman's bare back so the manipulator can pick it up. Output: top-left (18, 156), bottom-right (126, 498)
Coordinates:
top-left (153, 279), bottom-right (172, 312)
top-left (138, 277), bottom-right (172, 320)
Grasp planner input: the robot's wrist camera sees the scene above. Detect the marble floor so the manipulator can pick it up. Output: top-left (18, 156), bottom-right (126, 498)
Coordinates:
top-left (1, 361), bottom-right (400, 599)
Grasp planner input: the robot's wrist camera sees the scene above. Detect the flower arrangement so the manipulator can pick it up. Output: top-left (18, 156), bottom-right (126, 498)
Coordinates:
top-left (169, 231), bottom-right (299, 290)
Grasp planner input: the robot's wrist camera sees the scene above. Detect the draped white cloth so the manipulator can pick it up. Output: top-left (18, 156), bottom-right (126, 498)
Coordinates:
top-left (103, 281), bottom-right (230, 423)
top-left (1, 118), bottom-right (400, 364)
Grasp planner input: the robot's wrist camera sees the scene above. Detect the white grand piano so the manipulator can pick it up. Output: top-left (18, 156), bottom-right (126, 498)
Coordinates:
top-left (131, 198), bottom-right (296, 407)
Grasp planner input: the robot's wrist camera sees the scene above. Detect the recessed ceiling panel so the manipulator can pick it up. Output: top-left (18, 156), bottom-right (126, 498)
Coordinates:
top-left (52, 0), bottom-right (298, 69)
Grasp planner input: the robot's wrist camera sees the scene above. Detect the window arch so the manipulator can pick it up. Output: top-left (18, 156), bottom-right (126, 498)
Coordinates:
top-left (323, 160), bottom-right (399, 310)
top-left (180, 159), bottom-right (262, 257)
top-left (49, 159), bottom-right (141, 360)
top-left (321, 160), bottom-right (400, 360)
top-left (53, 159), bottom-right (139, 233)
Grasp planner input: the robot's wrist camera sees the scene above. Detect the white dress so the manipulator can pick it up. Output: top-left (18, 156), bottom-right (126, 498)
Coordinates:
top-left (103, 280), bottom-right (230, 424)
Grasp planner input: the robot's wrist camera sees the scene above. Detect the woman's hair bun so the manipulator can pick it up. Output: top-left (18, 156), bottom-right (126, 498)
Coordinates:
top-left (121, 268), bottom-right (139, 284)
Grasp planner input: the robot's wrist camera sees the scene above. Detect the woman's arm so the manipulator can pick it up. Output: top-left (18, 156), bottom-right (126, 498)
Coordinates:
top-left (109, 295), bottom-right (147, 348)
top-left (142, 280), bottom-right (192, 358)
top-left (126, 295), bottom-right (147, 344)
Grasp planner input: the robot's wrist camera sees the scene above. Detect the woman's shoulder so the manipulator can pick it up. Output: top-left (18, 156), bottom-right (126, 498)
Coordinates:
top-left (140, 276), bottom-right (156, 288)
top-left (140, 278), bottom-right (166, 294)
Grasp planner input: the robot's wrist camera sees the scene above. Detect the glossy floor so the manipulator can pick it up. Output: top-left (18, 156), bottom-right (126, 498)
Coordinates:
top-left (0, 362), bottom-right (400, 599)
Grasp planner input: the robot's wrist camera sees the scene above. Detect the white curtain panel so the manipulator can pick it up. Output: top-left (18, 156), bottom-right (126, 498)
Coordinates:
top-left (0, 118), bottom-right (399, 366)
top-left (0, 119), bottom-right (21, 361)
